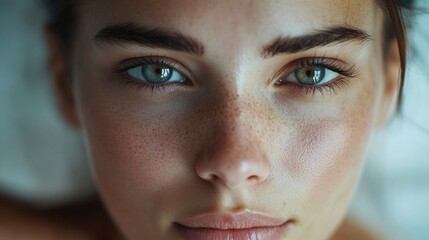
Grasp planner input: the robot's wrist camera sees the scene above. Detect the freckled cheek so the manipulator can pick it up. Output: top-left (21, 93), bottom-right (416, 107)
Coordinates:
top-left (76, 88), bottom-right (202, 220)
top-left (79, 101), bottom-right (204, 235)
top-left (82, 108), bottom-right (189, 191)
top-left (74, 68), bottom-right (196, 197)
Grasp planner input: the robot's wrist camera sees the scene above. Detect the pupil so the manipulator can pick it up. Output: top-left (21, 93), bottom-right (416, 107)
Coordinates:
top-left (154, 68), bottom-right (162, 75)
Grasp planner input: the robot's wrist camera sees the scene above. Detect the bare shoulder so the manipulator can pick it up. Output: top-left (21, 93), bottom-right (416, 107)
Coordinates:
top-left (330, 217), bottom-right (385, 240)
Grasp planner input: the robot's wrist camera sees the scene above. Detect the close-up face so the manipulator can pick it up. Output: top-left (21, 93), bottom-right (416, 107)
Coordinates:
top-left (55, 0), bottom-right (399, 239)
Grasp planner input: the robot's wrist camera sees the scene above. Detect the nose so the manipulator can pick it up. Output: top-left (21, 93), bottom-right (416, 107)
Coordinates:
top-left (195, 99), bottom-right (271, 189)
top-left (196, 154), bottom-right (270, 189)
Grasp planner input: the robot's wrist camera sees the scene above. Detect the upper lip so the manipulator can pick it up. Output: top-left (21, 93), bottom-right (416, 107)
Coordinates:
top-left (176, 210), bottom-right (289, 230)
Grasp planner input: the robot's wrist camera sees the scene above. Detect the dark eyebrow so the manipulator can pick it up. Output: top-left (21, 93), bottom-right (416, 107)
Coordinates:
top-left (262, 26), bottom-right (372, 58)
top-left (94, 23), bottom-right (205, 55)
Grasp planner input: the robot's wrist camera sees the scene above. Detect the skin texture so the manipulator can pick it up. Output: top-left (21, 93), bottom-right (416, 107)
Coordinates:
top-left (49, 0), bottom-right (400, 239)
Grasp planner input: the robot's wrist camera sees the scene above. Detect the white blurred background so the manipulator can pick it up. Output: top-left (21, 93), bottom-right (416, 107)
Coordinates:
top-left (0, 0), bottom-right (428, 239)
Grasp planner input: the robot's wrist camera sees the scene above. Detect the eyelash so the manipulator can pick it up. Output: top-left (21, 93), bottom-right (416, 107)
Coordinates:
top-left (115, 57), bottom-right (191, 94)
top-left (276, 58), bottom-right (359, 96)
top-left (114, 57), bottom-right (359, 96)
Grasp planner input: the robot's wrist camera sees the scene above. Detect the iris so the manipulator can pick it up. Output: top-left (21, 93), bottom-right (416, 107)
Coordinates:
top-left (141, 64), bottom-right (173, 83)
top-left (294, 66), bottom-right (326, 85)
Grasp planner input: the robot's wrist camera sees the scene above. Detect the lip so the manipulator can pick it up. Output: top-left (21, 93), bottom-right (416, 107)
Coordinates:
top-left (175, 211), bottom-right (294, 240)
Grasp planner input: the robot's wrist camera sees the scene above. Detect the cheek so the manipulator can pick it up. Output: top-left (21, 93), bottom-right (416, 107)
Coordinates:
top-left (273, 114), bottom-right (371, 211)
top-left (293, 122), bottom-right (367, 210)
top-left (285, 123), bottom-right (367, 239)
top-left (86, 111), bottom-right (179, 190)
top-left (270, 73), bottom-right (383, 237)
top-left (273, 83), bottom-right (379, 187)
top-left (78, 95), bottom-right (200, 237)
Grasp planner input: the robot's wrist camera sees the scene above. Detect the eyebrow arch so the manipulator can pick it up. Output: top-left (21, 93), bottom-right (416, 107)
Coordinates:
top-left (262, 26), bottom-right (372, 58)
top-left (93, 23), bottom-right (205, 55)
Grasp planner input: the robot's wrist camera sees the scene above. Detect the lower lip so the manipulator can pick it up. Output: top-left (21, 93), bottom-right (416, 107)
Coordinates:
top-left (175, 221), bottom-right (293, 240)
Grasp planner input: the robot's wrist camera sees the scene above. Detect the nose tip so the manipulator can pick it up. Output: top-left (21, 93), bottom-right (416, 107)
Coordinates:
top-left (194, 90), bottom-right (271, 189)
top-left (196, 156), bottom-right (270, 189)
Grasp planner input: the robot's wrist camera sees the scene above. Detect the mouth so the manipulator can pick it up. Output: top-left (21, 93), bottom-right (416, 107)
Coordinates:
top-left (174, 211), bottom-right (294, 240)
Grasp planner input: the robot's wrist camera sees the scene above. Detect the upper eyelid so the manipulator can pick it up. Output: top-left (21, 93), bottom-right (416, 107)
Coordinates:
top-left (292, 58), bottom-right (350, 72)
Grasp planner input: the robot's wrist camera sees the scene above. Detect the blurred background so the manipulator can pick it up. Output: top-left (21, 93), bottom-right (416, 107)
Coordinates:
top-left (0, 0), bottom-right (428, 239)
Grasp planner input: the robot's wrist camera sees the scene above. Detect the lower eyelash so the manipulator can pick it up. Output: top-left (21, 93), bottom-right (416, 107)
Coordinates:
top-left (119, 75), bottom-right (179, 96)
top-left (287, 76), bottom-right (351, 96)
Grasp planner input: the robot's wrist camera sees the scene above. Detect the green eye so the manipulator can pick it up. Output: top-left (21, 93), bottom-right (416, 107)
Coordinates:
top-left (127, 63), bottom-right (186, 84)
top-left (141, 64), bottom-right (173, 83)
top-left (284, 64), bottom-right (340, 86)
top-left (294, 66), bottom-right (326, 85)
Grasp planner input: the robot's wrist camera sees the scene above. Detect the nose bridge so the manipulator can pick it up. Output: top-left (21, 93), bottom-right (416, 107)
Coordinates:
top-left (218, 91), bottom-right (245, 142)
top-left (210, 89), bottom-right (257, 159)
top-left (195, 90), bottom-right (270, 189)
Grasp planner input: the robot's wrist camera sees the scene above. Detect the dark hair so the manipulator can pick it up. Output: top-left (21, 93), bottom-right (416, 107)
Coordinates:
top-left (46, 0), bottom-right (416, 107)
top-left (377, 0), bottom-right (416, 108)
top-left (47, 0), bottom-right (76, 50)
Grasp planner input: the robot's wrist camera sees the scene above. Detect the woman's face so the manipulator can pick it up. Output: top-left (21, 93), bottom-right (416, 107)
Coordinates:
top-left (58, 0), bottom-right (397, 239)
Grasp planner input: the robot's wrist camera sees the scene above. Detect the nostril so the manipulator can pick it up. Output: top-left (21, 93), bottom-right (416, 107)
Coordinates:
top-left (247, 175), bottom-right (259, 182)
top-left (196, 159), bottom-right (270, 189)
top-left (208, 174), bottom-right (219, 182)
top-left (195, 147), bottom-right (271, 188)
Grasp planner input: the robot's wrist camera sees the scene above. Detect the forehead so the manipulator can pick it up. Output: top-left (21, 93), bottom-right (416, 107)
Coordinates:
top-left (82, 0), bottom-right (376, 35)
